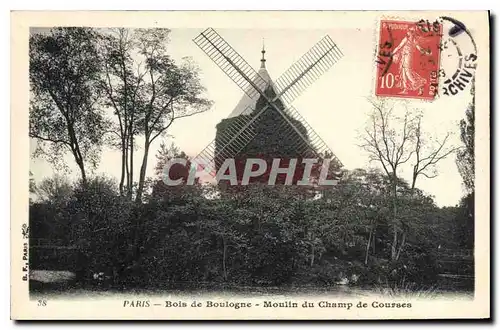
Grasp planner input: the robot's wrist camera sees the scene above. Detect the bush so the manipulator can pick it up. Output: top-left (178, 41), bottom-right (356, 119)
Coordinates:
top-left (29, 171), bottom-right (470, 292)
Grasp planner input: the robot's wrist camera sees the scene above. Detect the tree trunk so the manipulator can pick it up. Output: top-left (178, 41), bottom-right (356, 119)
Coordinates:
top-left (125, 142), bottom-right (130, 194)
top-left (411, 172), bottom-right (417, 190)
top-left (119, 45), bottom-right (132, 199)
top-left (391, 175), bottom-right (398, 261)
top-left (365, 227), bottom-right (373, 265)
top-left (76, 157), bottom-right (87, 185)
top-left (222, 236), bottom-right (227, 281)
top-left (131, 206), bottom-right (142, 264)
top-left (128, 129), bottom-right (134, 199)
top-left (119, 140), bottom-right (126, 195)
top-left (310, 244), bottom-right (315, 267)
top-left (372, 229), bottom-right (376, 253)
top-left (67, 122), bottom-right (87, 185)
top-left (135, 140), bottom-right (150, 203)
top-left (392, 226), bottom-right (398, 260)
top-left (395, 231), bottom-right (406, 261)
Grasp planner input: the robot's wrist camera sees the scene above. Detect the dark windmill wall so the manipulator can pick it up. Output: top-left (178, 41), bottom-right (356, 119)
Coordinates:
top-left (214, 85), bottom-right (311, 184)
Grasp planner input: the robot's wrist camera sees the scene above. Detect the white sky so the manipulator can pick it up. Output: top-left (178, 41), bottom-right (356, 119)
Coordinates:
top-left (30, 23), bottom-right (477, 207)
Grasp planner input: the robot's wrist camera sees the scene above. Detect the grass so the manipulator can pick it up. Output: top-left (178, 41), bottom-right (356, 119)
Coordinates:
top-left (374, 277), bottom-right (438, 299)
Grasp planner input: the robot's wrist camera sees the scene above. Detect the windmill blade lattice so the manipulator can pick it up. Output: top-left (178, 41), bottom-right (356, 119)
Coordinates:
top-left (281, 105), bottom-right (343, 167)
top-left (193, 28), bottom-right (269, 99)
top-left (274, 36), bottom-right (344, 104)
top-left (194, 106), bottom-right (260, 173)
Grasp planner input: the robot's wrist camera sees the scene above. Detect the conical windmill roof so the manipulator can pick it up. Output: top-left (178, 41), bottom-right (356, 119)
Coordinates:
top-left (227, 46), bottom-right (277, 118)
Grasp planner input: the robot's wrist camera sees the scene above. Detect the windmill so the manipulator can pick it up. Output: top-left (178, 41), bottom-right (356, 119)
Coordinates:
top-left (192, 28), bottom-right (344, 183)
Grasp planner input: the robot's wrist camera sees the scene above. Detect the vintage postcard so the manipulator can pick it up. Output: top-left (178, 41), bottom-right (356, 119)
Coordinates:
top-left (11, 11), bottom-right (490, 320)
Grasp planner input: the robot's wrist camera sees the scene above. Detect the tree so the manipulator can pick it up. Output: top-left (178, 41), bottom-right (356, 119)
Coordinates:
top-left (133, 29), bottom-right (212, 202)
top-left (455, 192), bottom-right (474, 249)
top-left (456, 99), bottom-right (475, 192)
top-left (360, 99), bottom-right (456, 263)
top-left (29, 171), bottom-right (37, 203)
top-left (35, 174), bottom-right (73, 202)
top-left (150, 141), bottom-right (202, 202)
top-left (455, 91), bottom-right (475, 250)
top-left (29, 28), bottom-right (106, 184)
top-left (68, 175), bottom-right (133, 282)
top-left (360, 99), bottom-right (417, 261)
top-left (332, 169), bottom-right (389, 265)
top-left (100, 28), bottom-right (146, 197)
top-left (153, 140), bottom-right (182, 177)
top-left (99, 28), bottom-right (212, 202)
top-left (29, 171), bottom-right (36, 193)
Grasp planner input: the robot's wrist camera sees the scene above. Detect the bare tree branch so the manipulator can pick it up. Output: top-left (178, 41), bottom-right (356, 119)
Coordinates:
top-left (360, 98), bottom-right (419, 261)
top-left (29, 133), bottom-right (71, 147)
top-left (411, 116), bottom-right (458, 189)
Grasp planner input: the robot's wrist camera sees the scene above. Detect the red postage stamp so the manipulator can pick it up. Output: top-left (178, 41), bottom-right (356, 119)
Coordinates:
top-left (375, 20), bottom-right (442, 100)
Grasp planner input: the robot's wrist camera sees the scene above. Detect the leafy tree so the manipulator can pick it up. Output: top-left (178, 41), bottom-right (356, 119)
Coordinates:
top-left (29, 171), bottom-right (36, 193)
top-left (454, 192), bottom-right (474, 249)
top-left (456, 99), bottom-right (475, 192)
top-left (99, 28), bottom-right (143, 197)
top-left (29, 28), bottom-right (106, 184)
top-left (29, 171), bottom-right (37, 204)
top-left (153, 140), bottom-right (182, 177)
top-left (149, 141), bottom-right (201, 202)
top-left (100, 28), bottom-right (212, 202)
top-left (133, 29), bottom-right (212, 202)
top-left (68, 176), bottom-right (133, 282)
top-left (454, 92), bottom-right (475, 251)
top-left (35, 174), bottom-right (72, 202)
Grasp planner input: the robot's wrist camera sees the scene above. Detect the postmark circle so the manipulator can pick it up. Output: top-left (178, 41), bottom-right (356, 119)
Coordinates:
top-left (434, 16), bottom-right (477, 96)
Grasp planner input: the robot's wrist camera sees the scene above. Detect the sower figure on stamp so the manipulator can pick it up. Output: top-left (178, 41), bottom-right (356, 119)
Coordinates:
top-left (392, 27), bottom-right (432, 95)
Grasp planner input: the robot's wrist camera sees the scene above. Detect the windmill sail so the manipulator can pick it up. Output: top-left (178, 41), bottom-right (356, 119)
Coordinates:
top-left (274, 35), bottom-right (344, 104)
top-left (192, 28), bottom-right (344, 177)
top-left (281, 106), bottom-right (343, 167)
top-left (193, 28), bottom-right (269, 99)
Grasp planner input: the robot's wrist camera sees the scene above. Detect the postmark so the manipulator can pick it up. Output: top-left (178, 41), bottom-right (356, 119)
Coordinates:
top-left (434, 16), bottom-right (478, 96)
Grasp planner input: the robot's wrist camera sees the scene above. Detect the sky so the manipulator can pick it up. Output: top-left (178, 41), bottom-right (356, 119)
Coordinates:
top-left (30, 23), bottom-right (475, 207)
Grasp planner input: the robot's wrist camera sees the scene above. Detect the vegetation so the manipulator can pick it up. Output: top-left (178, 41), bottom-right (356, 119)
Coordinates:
top-left (455, 94), bottom-right (475, 250)
top-left (30, 28), bottom-right (106, 182)
top-left (360, 99), bottom-right (457, 262)
top-left (30, 166), bottom-right (473, 290)
top-left (29, 27), bottom-right (211, 198)
top-left (29, 28), bottom-right (475, 293)
top-left (99, 28), bottom-right (211, 201)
